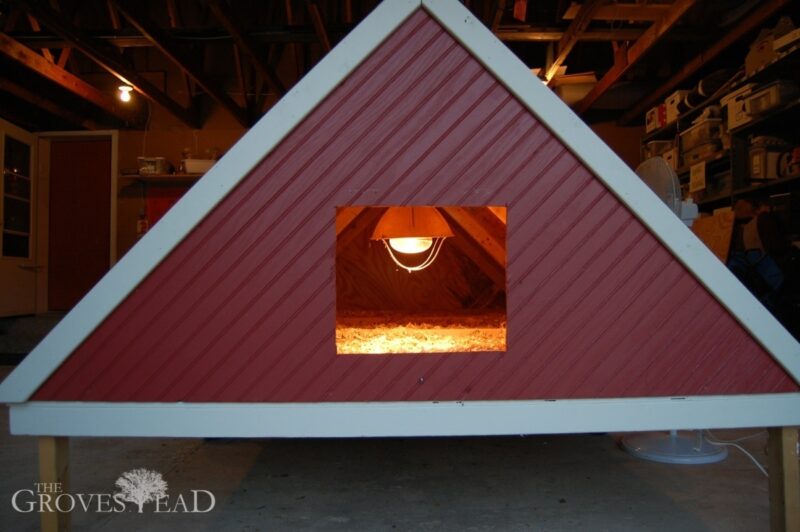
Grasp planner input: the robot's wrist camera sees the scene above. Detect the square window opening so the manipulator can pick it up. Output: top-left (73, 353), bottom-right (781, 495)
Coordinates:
top-left (336, 206), bottom-right (507, 354)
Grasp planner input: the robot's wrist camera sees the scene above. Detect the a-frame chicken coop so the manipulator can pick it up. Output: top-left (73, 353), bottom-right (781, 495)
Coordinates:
top-left (1, 0), bottom-right (799, 529)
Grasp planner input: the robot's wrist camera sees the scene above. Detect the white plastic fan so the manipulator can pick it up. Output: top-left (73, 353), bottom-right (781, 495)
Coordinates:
top-left (635, 157), bottom-right (698, 226)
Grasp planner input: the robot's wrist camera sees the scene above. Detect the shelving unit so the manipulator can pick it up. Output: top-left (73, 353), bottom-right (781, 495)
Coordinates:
top-left (640, 38), bottom-right (800, 228)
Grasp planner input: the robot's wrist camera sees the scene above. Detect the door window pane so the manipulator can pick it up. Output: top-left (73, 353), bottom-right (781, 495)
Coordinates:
top-left (4, 136), bottom-right (31, 177)
top-left (4, 197), bottom-right (30, 233)
top-left (2, 233), bottom-right (28, 258)
top-left (2, 135), bottom-right (32, 258)
top-left (4, 173), bottom-right (30, 199)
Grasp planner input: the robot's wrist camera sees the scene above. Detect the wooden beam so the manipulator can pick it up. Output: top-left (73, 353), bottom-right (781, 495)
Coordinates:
top-left (0, 78), bottom-right (103, 129)
top-left (545, 0), bottom-right (604, 83)
top-left (440, 209), bottom-right (506, 289)
top-left (441, 207), bottom-right (506, 269)
top-left (497, 27), bottom-right (643, 42)
top-left (165, 0), bottom-right (195, 110)
top-left (12, 0), bottom-right (199, 128)
top-left (488, 206), bottom-right (507, 224)
top-left (562, 2), bottom-right (669, 21)
top-left (166, 0), bottom-right (180, 29)
top-left (768, 427), bottom-right (800, 532)
top-left (11, 26), bottom-right (351, 48)
top-left (491, 0), bottom-right (507, 32)
top-left (39, 436), bottom-right (70, 532)
top-left (343, 0), bottom-right (353, 24)
top-left (0, 32), bottom-right (136, 125)
top-left (307, 1), bottom-right (331, 52)
top-left (105, 0), bottom-right (121, 29)
top-left (574, 0), bottom-right (698, 115)
top-left (337, 207), bottom-right (386, 251)
top-left (619, 0), bottom-right (790, 126)
top-left (56, 47), bottom-right (70, 68)
top-left (49, 1), bottom-right (74, 73)
top-left (232, 44), bottom-right (250, 115)
top-left (25, 15), bottom-right (54, 62)
top-left (285, 0), bottom-right (305, 80)
top-left (208, 0), bottom-right (287, 96)
top-left (113, 1), bottom-right (249, 127)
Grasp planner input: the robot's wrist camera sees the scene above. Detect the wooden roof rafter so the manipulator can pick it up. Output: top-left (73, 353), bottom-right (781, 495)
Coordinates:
top-left (0, 77), bottom-right (102, 130)
top-left (562, 2), bottom-right (670, 21)
top-left (208, 0), bottom-right (287, 99)
top-left (25, 14), bottom-right (54, 63)
top-left (11, 0), bottom-right (200, 128)
top-left (618, 0), bottom-right (790, 125)
top-left (164, 0), bottom-right (197, 116)
top-left (439, 208), bottom-right (506, 289)
top-left (544, 0), bottom-right (605, 84)
top-left (113, 0), bottom-right (250, 127)
top-left (497, 27), bottom-right (643, 42)
top-left (574, 0), bottom-right (698, 115)
top-left (0, 31), bottom-right (136, 127)
top-left (491, 0), bottom-right (507, 32)
top-left (307, 0), bottom-right (332, 52)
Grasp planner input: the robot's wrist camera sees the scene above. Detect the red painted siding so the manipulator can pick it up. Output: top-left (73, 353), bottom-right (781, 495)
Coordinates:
top-left (34, 9), bottom-right (798, 402)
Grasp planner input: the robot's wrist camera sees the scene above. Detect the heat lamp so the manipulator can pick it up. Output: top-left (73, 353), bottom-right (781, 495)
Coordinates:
top-left (371, 206), bottom-right (453, 273)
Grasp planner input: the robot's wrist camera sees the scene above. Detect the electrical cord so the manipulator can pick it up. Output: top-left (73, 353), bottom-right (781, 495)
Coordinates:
top-left (703, 430), bottom-right (768, 478)
top-left (705, 429), bottom-right (766, 444)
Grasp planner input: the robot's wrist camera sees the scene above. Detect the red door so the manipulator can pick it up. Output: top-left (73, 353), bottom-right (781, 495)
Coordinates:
top-left (48, 138), bottom-right (111, 311)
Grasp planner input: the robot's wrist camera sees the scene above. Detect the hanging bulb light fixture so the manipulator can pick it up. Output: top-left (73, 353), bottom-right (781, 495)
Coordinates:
top-left (118, 85), bottom-right (133, 102)
top-left (371, 207), bottom-right (453, 273)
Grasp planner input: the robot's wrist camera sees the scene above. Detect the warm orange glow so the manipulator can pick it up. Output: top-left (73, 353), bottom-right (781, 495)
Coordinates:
top-left (336, 314), bottom-right (506, 354)
top-left (337, 324), bottom-right (506, 354)
top-left (388, 237), bottom-right (433, 254)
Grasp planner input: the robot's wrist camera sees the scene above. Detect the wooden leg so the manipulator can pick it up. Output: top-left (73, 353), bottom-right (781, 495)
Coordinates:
top-left (39, 436), bottom-right (70, 532)
top-left (768, 427), bottom-right (800, 532)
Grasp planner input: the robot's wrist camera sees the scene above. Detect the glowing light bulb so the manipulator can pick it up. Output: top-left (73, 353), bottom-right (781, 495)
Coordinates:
top-left (388, 237), bottom-right (433, 254)
top-left (118, 85), bottom-right (133, 102)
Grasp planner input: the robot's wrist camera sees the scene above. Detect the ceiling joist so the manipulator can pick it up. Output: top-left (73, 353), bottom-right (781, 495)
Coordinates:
top-left (562, 2), bottom-right (669, 22)
top-left (441, 207), bottom-right (506, 270)
top-left (497, 27), bottom-right (643, 42)
top-left (0, 31), bottom-right (134, 126)
top-left (491, 0), bottom-right (507, 32)
top-left (113, 0), bottom-right (249, 127)
top-left (208, 0), bottom-right (287, 97)
top-left (0, 77), bottom-right (102, 129)
top-left (545, 0), bottom-right (604, 84)
top-left (619, 0), bottom-right (790, 125)
top-left (574, 0), bottom-right (698, 115)
top-left (307, 1), bottom-right (331, 52)
top-left (11, 0), bottom-right (199, 128)
top-left (25, 15), bottom-right (54, 62)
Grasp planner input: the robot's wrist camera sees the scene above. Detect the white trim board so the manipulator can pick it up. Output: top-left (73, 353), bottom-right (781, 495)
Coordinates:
top-left (0, 0), bottom-right (798, 411)
top-left (10, 395), bottom-right (800, 437)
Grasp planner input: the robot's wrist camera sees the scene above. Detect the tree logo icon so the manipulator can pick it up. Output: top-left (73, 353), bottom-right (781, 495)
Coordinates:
top-left (114, 468), bottom-right (168, 512)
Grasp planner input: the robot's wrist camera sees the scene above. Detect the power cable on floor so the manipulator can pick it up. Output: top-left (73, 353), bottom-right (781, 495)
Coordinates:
top-left (704, 430), bottom-right (768, 478)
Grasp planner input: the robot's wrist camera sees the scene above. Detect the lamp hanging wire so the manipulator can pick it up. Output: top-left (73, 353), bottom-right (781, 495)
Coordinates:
top-left (381, 236), bottom-right (446, 273)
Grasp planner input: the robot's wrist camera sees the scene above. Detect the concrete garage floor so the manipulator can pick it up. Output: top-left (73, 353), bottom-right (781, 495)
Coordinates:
top-left (0, 368), bottom-right (774, 531)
